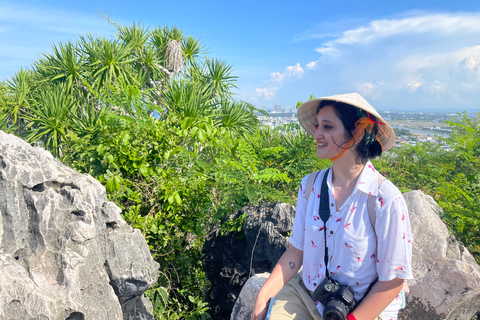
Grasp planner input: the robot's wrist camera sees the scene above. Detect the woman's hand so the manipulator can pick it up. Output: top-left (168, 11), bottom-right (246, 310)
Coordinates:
top-left (251, 298), bottom-right (269, 320)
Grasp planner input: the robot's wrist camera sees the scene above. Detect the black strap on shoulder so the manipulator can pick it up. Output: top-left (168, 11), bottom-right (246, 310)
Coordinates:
top-left (319, 168), bottom-right (331, 277)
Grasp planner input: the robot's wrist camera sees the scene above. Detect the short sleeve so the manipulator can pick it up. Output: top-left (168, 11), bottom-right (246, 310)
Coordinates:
top-left (289, 175), bottom-right (310, 251)
top-left (375, 180), bottom-right (414, 281)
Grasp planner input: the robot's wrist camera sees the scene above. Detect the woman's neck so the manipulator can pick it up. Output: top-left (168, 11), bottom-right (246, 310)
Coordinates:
top-left (331, 155), bottom-right (365, 188)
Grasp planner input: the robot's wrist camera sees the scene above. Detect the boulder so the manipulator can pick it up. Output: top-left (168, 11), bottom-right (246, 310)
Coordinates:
top-left (400, 190), bottom-right (480, 320)
top-left (230, 273), bottom-right (269, 320)
top-left (202, 201), bottom-right (295, 319)
top-left (0, 131), bottom-right (159, 320)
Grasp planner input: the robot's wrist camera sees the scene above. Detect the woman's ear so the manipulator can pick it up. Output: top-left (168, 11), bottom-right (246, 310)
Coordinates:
top-left (352, 128), bottom-right (365, 145)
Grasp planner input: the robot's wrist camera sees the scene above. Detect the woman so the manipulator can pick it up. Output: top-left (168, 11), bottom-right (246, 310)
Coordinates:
top-left (252, 93), bottom-right (413, 320)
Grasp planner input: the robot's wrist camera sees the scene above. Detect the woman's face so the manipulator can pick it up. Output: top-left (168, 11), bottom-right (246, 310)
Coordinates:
top-left (313, 105), bottom-right (351, 160)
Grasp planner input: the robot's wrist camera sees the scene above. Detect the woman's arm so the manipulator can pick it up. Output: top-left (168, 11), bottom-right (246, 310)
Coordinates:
top-left (350, 277), bottom-right (404, 320)
top-left (251, 244), bottom-right (304, 320)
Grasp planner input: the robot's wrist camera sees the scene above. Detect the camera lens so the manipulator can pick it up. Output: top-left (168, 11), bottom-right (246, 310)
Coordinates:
top-left (324, 311), bottom-right (343, 320)
top-left (324, 300), bottom-right (349, 320)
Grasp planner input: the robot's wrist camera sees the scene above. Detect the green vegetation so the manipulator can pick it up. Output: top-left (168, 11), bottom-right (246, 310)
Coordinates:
top-left (1, 18), bottom-right (479, 319)
top-left (0, 20), bottom-right (325, 319)
top-left (393, 127), bottom-right (412, 136)
top-left (374, 112), bottom-right (480, 261)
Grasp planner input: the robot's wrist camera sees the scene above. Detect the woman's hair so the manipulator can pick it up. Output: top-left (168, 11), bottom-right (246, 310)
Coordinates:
top-left (317, 100), bottom-right (383, 164)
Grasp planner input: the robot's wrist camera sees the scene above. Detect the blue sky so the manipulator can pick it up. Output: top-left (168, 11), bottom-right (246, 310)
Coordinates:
top-left (1, 0), bottom-right (480, 112)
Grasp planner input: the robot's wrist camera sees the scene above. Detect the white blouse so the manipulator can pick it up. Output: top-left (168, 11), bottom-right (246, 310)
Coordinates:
top-left (289, 161), bottom-right (413, 320)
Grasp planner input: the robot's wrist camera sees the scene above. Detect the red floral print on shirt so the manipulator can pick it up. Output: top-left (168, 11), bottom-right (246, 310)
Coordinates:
top-left (379, 197), bottom-right (384, 207)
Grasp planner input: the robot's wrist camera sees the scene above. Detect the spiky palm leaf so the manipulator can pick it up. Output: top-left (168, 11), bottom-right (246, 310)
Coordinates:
top-left (4, 69), bottom-right (36, 132)
top-left (23, 85), bottom-right (76, 157)
top-left (34, 41), bottom-right (87, 92)
top-left (70, 98), bottom-right (113, 139)
top-left (162, 79), bottom-right (212, 120)
top-left (182, 36), bottom-right (207, 67)
top-left (204, 59), bottom-right (238, 99)
top-left (79, 35), bottom-right (135, 89)
top-left (117, 22), bottom-right (150, 53)
top-left (215, 100), bottom-right (259, 137)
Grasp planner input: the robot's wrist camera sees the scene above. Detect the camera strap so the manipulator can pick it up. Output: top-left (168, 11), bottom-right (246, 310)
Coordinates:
top-left (319, 168), bottom-right (331, 278)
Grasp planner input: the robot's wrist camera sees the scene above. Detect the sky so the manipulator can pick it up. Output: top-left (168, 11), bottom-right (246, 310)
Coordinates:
top-left (1, 0), bottom-right (480, 112)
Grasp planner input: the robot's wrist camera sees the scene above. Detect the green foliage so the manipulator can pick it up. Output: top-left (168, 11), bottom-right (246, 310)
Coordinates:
top-left (393, 127), bottom-right (412, 136)
top-left (374, 112), bottom-right (480, 261)
top-left (220, 213), bottom-right (248, 238)
top-left (23, 84), bottom-right (77, 157)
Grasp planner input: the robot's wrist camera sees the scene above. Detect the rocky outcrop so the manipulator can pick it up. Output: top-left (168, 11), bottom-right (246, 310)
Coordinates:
top-left (204, 189), bottom-right (480, 320)
top-left (202, 201), bottom-right (295, 319)
top-left (0, 131), bottom-right (159, 320)
top-left (230, 273), bottom-right (269, 320)
top-left (400, 190), bottom-right (480, 320)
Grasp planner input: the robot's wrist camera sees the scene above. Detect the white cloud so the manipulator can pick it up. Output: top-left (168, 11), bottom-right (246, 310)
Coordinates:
top-left (357, 82), bottom-right (382, 100)
top-left (315, 13), bottom-right (480, 55)
top-left (405, 80), bottom-right (423, 92)
top-left (293, 12), bottom-right (480, 110)
top-left (358, 82), bottom-right (375, 96)
top-left (243, 87), bottom-right (278, 104)
top-left (458, 56), bottom-right (480, 77)
top-left (255, 87), bottom-right (278, 99)
top-left (430, 80), bottom-right (445, 94)
top-left (459, 57), bottom-right (479, 71)
top-left (270, 63), bottom-right (304, 82)
top-left (306, 60), bottom-right (319, 69)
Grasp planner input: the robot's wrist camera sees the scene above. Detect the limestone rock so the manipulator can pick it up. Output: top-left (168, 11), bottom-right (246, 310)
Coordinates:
top-left (230, 273), bottom-right (269, 320)
top-left (0, 131), bottom-right (159, 320)
top-left (400, 190), bottom-right (480, 320)
top-left (202, 201), bottom-right (295, 320)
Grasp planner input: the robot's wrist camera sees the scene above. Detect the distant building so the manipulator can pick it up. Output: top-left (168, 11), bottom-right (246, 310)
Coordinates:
top-left (274, 104), bottom-right (282, 113)
top-left (262, 105), bottom-right (268, 112)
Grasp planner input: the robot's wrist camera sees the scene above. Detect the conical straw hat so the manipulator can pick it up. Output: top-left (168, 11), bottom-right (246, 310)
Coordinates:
top-left (297, 93), bottom-right (395, 151)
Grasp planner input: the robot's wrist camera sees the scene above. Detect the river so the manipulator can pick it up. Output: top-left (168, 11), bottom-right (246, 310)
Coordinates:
top-left (392, 125), bottom-right (450, 138)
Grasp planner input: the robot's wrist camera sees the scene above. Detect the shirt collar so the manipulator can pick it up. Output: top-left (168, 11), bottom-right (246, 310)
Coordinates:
top-left (354, 160), bottom-right (379, 196)
top-left (326, 161), bottom-right (379, 196)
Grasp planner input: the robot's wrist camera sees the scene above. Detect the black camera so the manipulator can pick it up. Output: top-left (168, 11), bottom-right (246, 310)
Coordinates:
top-left (312, 277), bottom-right (356, 320)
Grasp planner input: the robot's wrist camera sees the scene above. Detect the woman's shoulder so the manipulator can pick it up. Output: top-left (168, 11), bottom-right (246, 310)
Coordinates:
top-left (301, 168), bottom-right (330, 185)
top-left (299, 169), bottom-right (329, 196)
top-left (377, 178), bottom-right (405, 204)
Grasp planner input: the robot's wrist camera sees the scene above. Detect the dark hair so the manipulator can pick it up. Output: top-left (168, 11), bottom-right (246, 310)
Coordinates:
top-left (317, 100), bottom-right (382, 164)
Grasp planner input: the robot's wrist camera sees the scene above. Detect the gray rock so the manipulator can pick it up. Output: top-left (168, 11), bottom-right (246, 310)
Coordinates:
top-left (0, 131), bottom-right (159, 320)
top-left (230, 273), bottom-right (269, 320)
top-left (202, 201), bottom-right (295, 320)
top-left (400, 190), bottom-right (480, 320)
